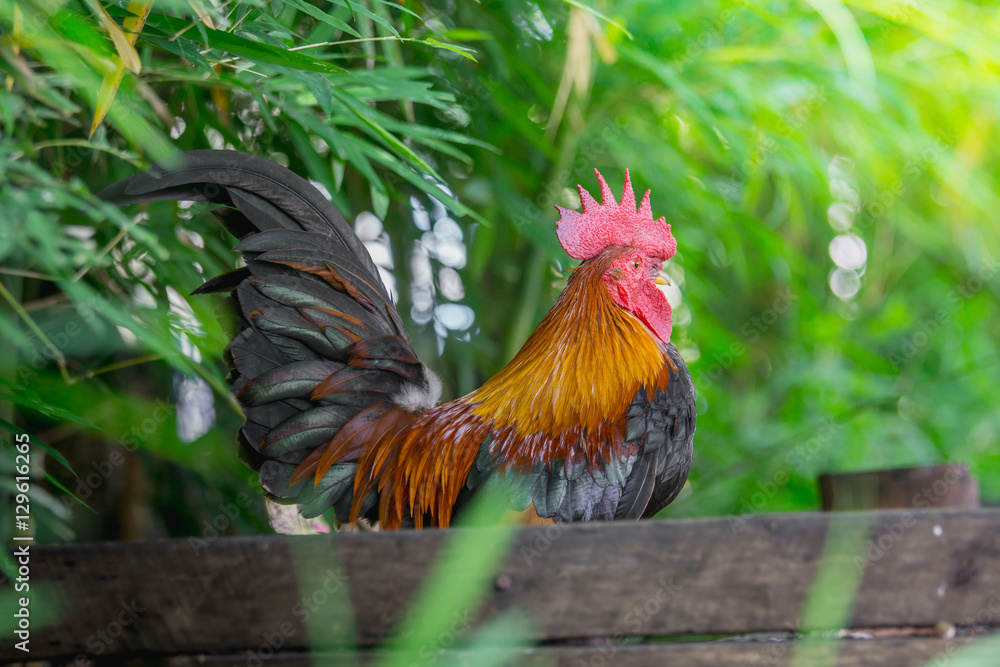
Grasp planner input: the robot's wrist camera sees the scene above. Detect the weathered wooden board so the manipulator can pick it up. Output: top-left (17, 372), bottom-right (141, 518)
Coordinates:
top-left (819, 464), bottom-right (980, 511)
top-left (3, 510), bottom-right (1000, 662)
top-left (162, 638), bottom-right (984, 667)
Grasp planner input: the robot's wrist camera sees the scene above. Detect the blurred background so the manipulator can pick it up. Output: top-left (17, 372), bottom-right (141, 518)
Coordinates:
top-left (1, 0), bottom-right (998, 551)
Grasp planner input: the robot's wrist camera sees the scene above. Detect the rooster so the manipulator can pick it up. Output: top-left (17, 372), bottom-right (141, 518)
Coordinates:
top-left (100, 150), bottom-right (696, 529)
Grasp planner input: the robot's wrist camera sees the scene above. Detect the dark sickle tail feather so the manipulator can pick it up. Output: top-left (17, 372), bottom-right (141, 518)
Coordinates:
top-left (100, 150), bottom-right (436, 523)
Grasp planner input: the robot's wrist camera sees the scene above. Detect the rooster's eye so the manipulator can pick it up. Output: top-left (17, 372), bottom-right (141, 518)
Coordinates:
top-left (633, 260), bottom-right (640, 269)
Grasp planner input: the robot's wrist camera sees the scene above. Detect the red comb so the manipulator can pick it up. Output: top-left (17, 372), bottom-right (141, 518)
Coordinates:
top-left (554, 169), bottom-right (676, 261)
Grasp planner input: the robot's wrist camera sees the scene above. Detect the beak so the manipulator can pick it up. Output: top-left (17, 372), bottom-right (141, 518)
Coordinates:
top-left (655, 268), bottom-right (682, 310)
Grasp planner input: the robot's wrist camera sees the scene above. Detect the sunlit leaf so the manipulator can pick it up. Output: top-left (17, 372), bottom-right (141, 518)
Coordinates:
top-left (84, 0), bottom-right (142, 72)
top-left (88, 0), bottom-right (152, 137)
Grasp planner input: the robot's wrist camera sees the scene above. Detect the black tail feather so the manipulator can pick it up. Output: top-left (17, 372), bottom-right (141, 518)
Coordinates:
top-left (100, 149), bottom-right (432, 524)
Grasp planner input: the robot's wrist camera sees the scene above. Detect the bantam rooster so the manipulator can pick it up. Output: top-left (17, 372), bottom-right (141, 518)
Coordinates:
top-left (100, 150), bottom-right (696, 529)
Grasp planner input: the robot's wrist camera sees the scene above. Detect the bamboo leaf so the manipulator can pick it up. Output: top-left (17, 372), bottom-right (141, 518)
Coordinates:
top-left (139, 33), bottom-right (215, 75)
top-left (90, 71), bottom-right (123, 138)
top-left (284, 0), bottom-right (361, 38)
top-left (0, 386), bottom-right (102, 432)
top-left (89, 0), bottom-right (152, 138)
top-left (187, 0), bottom-right (216, 29)
top-left (44, 472), bottom-right (96, 513)
top-left (331, 88), bottom-right (441, 179)
top-left (332, 0), bottom-right (400, 39)
top-left (372, 0), bottom-right (419, 20)
top-left (358, 139), bottom-right (487, 224)
top-left (84, 0), bottom-right (142, 72)
top-left (0, 416), bottom-right (77, 475)
top-left (424, 38), bottom-right (478, 62)
top-left (147, 14), bottom-right (351, 75)
top-left (121, 0), bottom-right (153, 42)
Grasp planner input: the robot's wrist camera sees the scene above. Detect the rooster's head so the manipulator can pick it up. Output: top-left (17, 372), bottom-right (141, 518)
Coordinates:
top-left (555, 169), bottom-right (677, 344)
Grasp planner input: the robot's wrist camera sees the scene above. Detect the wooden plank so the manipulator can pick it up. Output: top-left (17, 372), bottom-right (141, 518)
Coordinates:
top-left (3, 510), bottom-right (1000, 661)
top-left (165, 638), bottom-right (985, 667)
top-left (819, 464), bottom-right (979, 510)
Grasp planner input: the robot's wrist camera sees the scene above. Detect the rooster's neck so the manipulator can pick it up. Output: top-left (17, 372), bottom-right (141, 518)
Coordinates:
top-left (466, 258), bottom-right (670, 463)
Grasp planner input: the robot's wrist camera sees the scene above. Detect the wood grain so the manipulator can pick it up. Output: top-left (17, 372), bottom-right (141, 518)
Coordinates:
top-left (3, 509), bottom-right (1000, 661)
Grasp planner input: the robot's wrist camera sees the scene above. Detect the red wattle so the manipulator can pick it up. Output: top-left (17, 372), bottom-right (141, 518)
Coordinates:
top-left (634, 281), bottom-right (673, 345)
